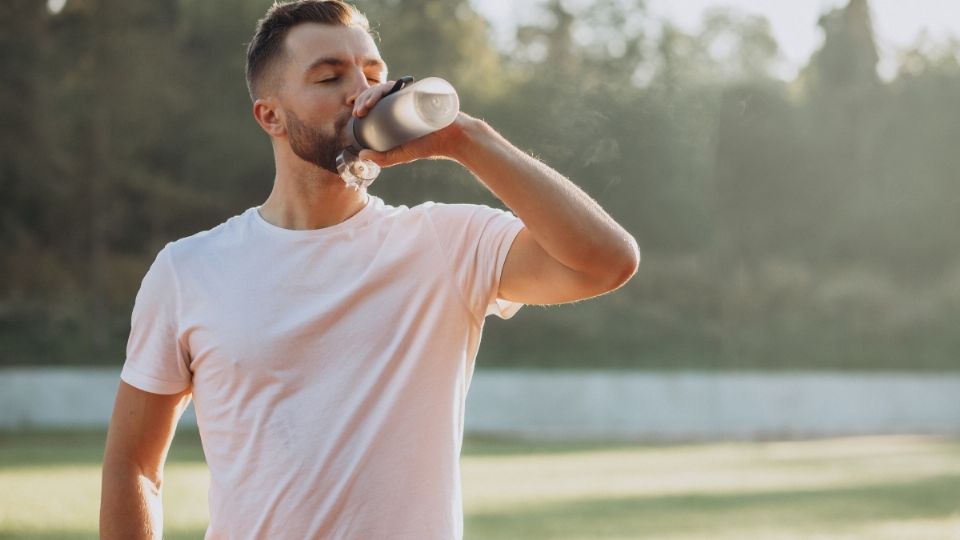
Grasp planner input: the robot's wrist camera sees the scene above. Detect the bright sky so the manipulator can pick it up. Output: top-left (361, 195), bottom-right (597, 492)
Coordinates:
top-left (472, 0), bottom-right (960, 80)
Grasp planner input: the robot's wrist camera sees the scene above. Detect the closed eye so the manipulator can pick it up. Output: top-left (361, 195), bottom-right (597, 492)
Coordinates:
top-left (316, 77), bottom-right (381, 85)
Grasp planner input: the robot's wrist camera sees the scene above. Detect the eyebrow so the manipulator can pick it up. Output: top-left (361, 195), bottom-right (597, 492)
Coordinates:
top-left (304, 57), bottom-right (387, 74)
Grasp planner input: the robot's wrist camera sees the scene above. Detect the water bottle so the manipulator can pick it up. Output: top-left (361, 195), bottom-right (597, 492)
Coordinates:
top-left (336, 76), bottom-right (460, 189)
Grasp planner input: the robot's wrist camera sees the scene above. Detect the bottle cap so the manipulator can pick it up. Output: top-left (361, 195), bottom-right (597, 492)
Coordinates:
top-left (336, 148), bottom-right (381, 190)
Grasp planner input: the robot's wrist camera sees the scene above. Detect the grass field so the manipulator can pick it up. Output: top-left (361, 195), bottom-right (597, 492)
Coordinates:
top-left (1, 431), bottom-right (959, 539)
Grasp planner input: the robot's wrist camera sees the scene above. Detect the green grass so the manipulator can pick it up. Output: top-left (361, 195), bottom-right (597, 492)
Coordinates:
top-left (2, 431), bottom-right (959, 539)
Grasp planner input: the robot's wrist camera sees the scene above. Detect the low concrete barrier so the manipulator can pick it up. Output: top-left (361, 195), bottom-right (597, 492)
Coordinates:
top-left (465, 370), bottom-right (960, 440)
top-left (0, 368), bottom-right (129, 429)
top-left (2, 368), bottom-right (959, 440)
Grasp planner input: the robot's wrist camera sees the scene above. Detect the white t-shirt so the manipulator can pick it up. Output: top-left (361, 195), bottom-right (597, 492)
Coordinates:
top-left (120, 195), bottom-right (524, 539)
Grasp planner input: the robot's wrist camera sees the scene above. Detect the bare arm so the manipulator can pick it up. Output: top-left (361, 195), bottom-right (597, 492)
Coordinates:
top-left (100, 381), bottom-right (192, 539)
top-left (359, 111), bottom-right (639, 304)
top-left (448, 117), bottom-right (638, 304)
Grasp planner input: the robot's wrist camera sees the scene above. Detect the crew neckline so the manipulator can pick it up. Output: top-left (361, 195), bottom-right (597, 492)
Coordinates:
top-left (251, 194), bottom-right (381, 239)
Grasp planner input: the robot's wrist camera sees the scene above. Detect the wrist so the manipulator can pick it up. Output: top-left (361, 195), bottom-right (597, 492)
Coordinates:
top-left (444, 113), bottom-right (489, 165)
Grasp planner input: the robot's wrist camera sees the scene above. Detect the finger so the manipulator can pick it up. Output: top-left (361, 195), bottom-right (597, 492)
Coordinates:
top-left (359, 148), bottom-right (394, 166)
top-left (359, 146), bottom-right (416, 168)
top-left (354, 82), bottom-right (395, 118)
top-left (358, 149), bottom-right (384, 162)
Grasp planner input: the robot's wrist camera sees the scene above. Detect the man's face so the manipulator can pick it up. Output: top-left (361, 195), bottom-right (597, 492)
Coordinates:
top-left (275, 23), bottom-right (387, 173)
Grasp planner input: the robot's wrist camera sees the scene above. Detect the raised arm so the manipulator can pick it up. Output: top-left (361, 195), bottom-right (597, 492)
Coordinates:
top-left (100, 381), bottom-right (192, 539)
top-left (358, 110), bottom-right (639, 305)
top-left (448, 117), bottom-right (638, 304)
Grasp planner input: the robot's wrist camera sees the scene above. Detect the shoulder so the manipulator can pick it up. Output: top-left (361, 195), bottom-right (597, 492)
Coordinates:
top-left (367, 197), bottom-right (507, 228)
top-left (400, 201), bottom-right (523, 254)
top-left (409, 200), bottom-right (515, 225)
top-left (163, 209), bottom-right (255, 266)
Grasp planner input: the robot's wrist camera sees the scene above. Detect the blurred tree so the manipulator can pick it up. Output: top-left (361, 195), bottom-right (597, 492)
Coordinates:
top-left (700, 9), bottom-right (779, 82)
top-left (651, 9), bottom-right (778, 91)
top-left (806, 0), bottom-right (879, 94)
top-left (512, 0), bottom-right (646, 85)
top-left (0, 0), bottom-right (53, 305)
top-left (856, 38), bottom-right (960, 278)
top-left (174, 0), bottom-right (276, 217)
top-left (796, 0), bottom-right (886, 266)
top-left (42, 0), bottom-right (192, 356)
top-left (711, 81), bottom-right (805, 363)
top-left (713, 83), bottom-right (801, 261)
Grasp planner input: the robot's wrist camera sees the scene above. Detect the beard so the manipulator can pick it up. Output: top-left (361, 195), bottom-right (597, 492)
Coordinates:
top-left (286, 110), bottom-right (351, 174)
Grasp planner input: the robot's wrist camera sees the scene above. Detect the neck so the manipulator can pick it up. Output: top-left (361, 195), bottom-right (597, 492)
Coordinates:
top-left (259, 153), bottom-right (369, 230)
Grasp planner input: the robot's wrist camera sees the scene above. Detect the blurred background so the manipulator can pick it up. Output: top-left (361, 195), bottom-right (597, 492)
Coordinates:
top-left (2, 0), bottom-right (960, 538)
top-left (2, 0), bottom-right (960, 371)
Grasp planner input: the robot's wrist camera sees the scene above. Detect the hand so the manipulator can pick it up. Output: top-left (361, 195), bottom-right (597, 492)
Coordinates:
top-left (357, 115), bottom-right (467, 168)
top-left (352, 80), bottom-right (470, 168)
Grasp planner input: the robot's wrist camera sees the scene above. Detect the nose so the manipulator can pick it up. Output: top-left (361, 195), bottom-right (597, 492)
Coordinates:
top-left (346, 70), bottom-right (372, 107)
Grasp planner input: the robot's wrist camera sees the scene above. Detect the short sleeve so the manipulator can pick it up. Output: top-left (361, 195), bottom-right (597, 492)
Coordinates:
top-left (425, 203), bottom-right (525, 321)
top-left (120, 245), bottom-right (192, 394)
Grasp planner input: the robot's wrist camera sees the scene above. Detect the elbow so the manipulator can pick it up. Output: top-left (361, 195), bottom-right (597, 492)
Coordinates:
top-left (598, 236), bottom-right (640, 293)
top-left (618, 237), bottom-right (641, 286)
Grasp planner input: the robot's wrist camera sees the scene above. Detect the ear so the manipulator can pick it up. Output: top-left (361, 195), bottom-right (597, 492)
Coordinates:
top-left (253, 98), bottom-right (286, 138)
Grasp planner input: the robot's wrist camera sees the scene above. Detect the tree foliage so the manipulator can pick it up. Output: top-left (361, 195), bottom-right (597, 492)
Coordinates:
top-left (1, 0), bottom-right (959, 370)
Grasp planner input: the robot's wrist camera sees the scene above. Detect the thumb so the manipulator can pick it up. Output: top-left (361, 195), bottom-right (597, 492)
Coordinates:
top-left (358, 149), bottom-right (386, 164)
top-left (359, 146), bottom-right (415, 168)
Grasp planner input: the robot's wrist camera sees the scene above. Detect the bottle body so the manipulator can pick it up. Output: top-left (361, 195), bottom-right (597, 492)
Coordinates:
top-left (348, 77), bottom-right (460, 152)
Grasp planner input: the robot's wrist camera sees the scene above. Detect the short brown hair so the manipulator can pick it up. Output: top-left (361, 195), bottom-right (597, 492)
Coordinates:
top-left (245, 0), bottom-right (371, 101)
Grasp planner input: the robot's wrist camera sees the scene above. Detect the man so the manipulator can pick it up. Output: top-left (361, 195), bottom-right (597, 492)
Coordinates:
top-left (100, 1), bottom-right (639, 538)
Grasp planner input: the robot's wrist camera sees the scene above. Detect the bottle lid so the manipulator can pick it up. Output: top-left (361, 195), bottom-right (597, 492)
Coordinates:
top-left (336, 148), bottom-right (381, 190)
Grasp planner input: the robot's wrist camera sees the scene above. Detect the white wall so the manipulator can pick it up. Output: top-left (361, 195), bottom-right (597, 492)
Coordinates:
top-left (2, 368), bottom-right (959, 440)
top-left (465, 370), bottom-right (960, 440)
